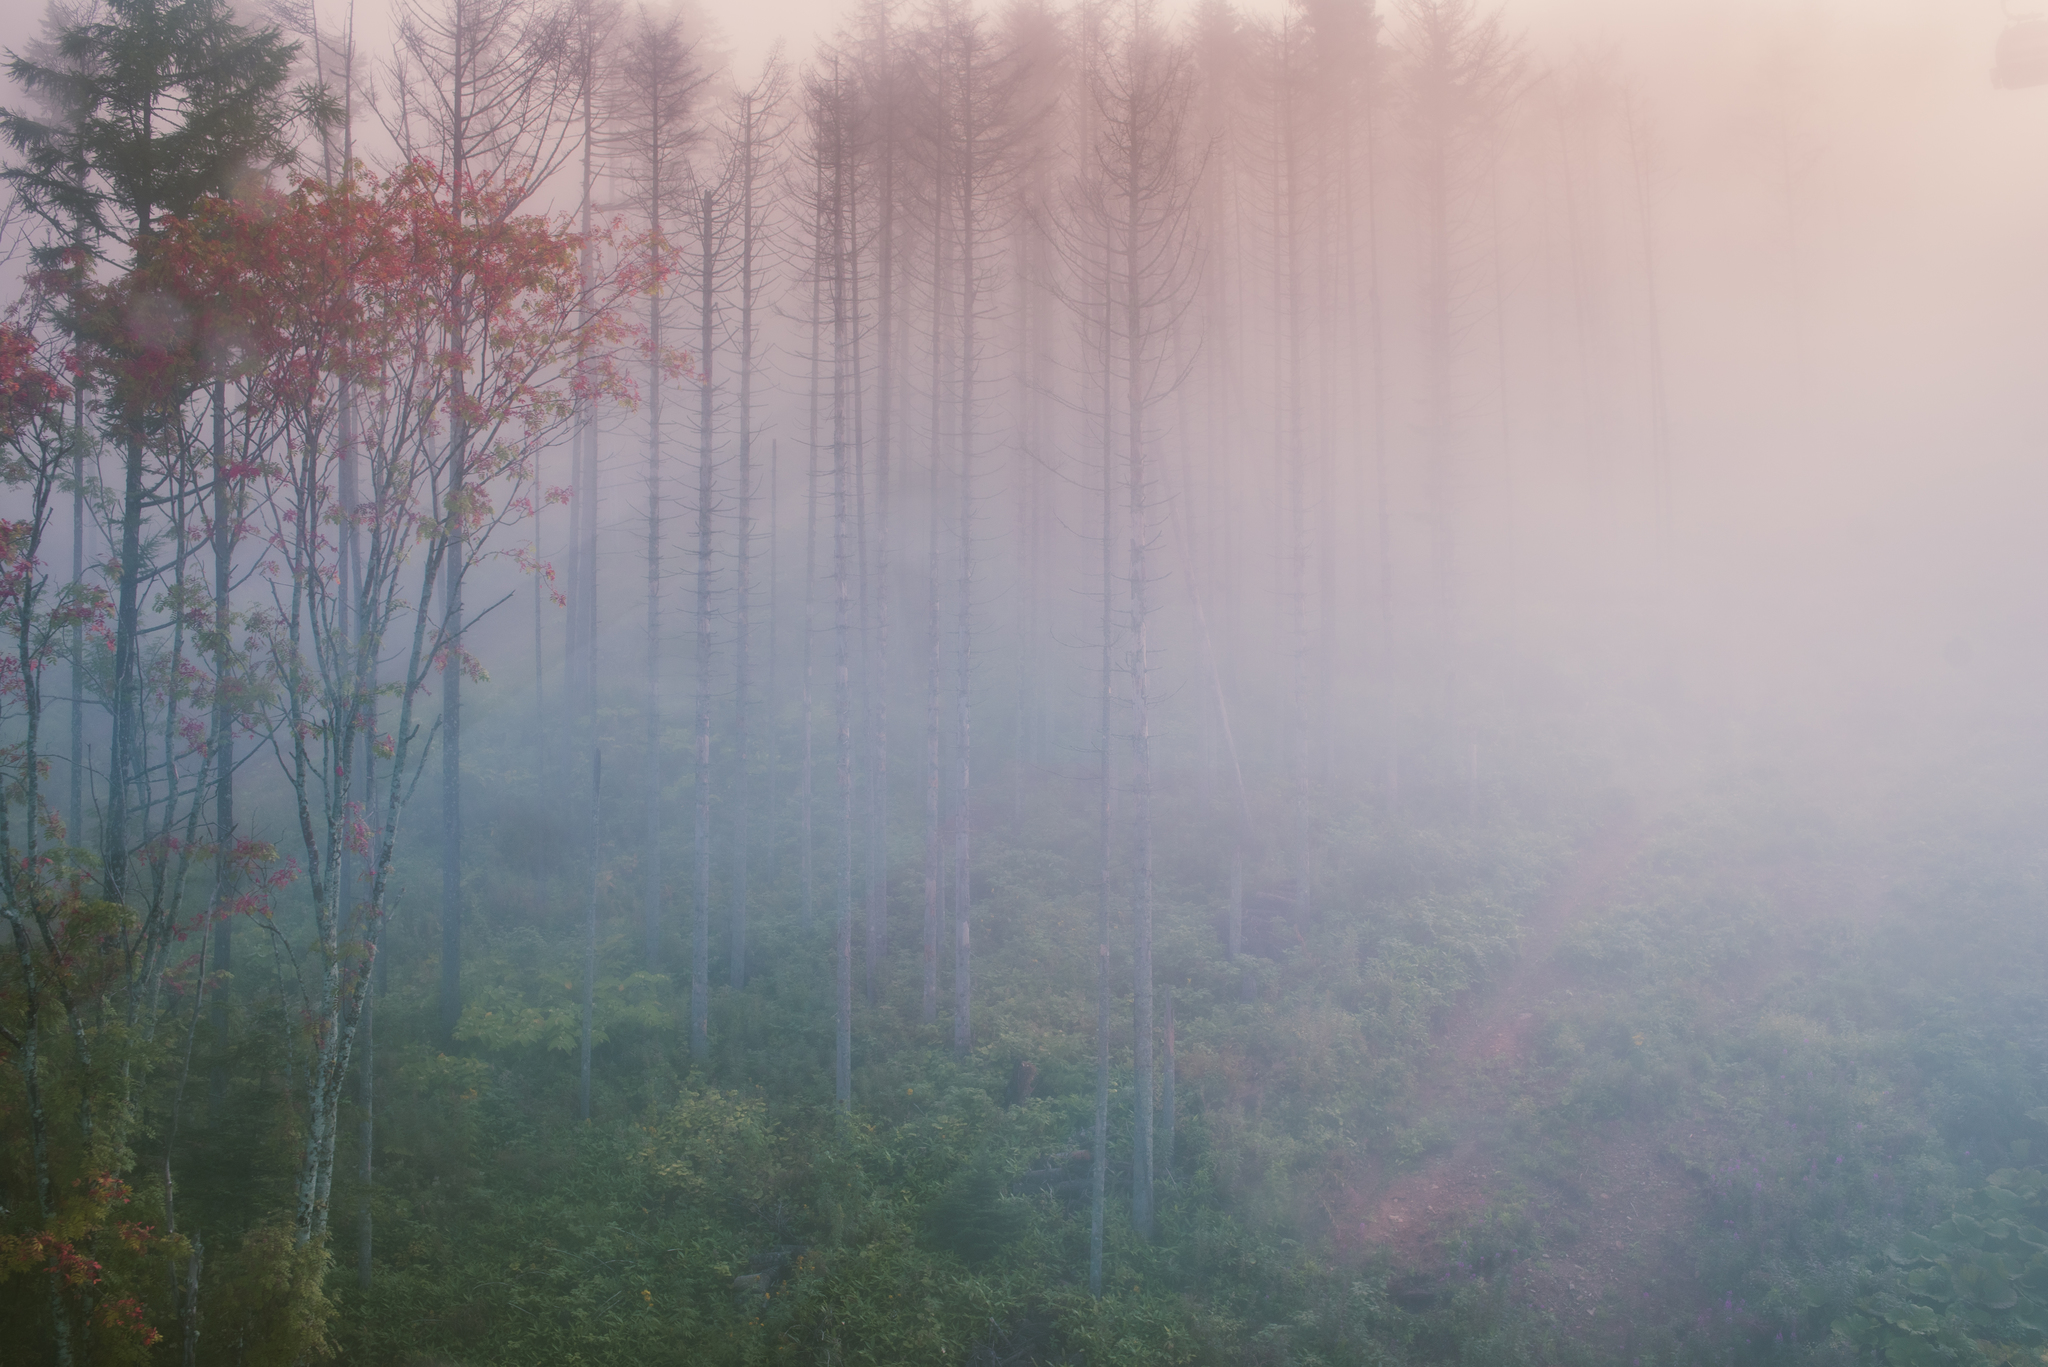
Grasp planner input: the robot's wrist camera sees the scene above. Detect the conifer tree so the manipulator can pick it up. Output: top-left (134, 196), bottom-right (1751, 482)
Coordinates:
top-left (3, 0), bottom-right (299, 910)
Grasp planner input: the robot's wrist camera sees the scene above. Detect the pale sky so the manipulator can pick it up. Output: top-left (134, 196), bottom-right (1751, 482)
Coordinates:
top-left (0, 0), bottom-right (1300, 103)
top-left (0, 0), bottom-right (2009, 114)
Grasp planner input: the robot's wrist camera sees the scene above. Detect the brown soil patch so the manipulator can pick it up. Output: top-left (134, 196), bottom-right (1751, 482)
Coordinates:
top-left (1340, 822), bottom-right (1644, 1265)
top-left (1327, 816), bottom-right (1903, 1354)
top-left (1510, 1121), bottom-right (1697, 1354)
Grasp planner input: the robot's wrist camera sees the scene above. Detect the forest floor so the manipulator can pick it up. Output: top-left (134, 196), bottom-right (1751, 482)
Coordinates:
top-left (1336, 815), bottom-right (1898, 1356)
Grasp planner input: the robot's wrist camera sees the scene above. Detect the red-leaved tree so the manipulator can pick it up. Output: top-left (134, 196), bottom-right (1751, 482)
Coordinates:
top-left (121, 162), bottom-right (648, 1251)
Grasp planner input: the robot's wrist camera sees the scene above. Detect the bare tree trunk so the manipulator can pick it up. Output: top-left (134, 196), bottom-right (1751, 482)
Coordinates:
top-left (851, 190), bottom-right (877, 1011)
top-left (533, 514), bottom-right (544, 793)
top-left (1078, 13), bottom-right (1200, 1238)
top-left (1161, 987), bottom-right (1174, 1176)
top-left (1086, 36), bottom-right (1118, 1263)
top-left (734, 310), bottom-right (753, 991)
top-left (867, 60), bottom-right (895, 988)
top-left (1422, 85), bottom-right (1454, 670)
top-left (102, 423), bottom-right (146, 913)
top-left (952, 24), bottom-right (981, 1063)
top-left (355, 664), bottom-right (381, 1277)
top-left (613, 11), bottom-right (710, 979)
top-left (580, 750), bottom-right (600, 1118)
top-left (437, 55), bottom-right (472, 1045)
top-left (355, 979), bottom-right (373, 1287)
top-left (729, 70), bottom-right (781, 991)
top-left (1125, 174), bottom-right (1155, 1244)
top-left (181, 1231), bottom-right (201, 1367)
top-left (828, 84), bottom-right (855, 1108)
top-left (646, 238), bottom-right (666, 975)
top-left (1326, 12), bottom-right (1375, 803)
top-left (4, 421), bottom-right (79, 1362)
top-left (579, 382), bottom-right (599, 732)
top-left (338, 370), bottom-right (373, 1289)
top-left (1088, 238), bottom-right (1116, 1292)
top-left (210, 380), bottom-right (235, 1123)
top-left (692, 186), bottom-right (717, 1062)
top-left (68, 385), bottom-right (83, 847)
top-left (1277, 28), bottom-right (1311, 922)
top-left (1364, 36), bottom-right (1395, 810)
top-left (802, 164), bottom-right (823, 934)
top-left (570, 15), bottom-right (599, 731)
top-left (921, 175), bottom-right (951, 1027)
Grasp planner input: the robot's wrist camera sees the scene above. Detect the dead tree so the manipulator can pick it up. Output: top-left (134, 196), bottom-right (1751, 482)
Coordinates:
top-left (853, 3), bottom-right (905, 1009)
top-left (681, 151), bottom-right (737, 1062)
top-left (916, 0), bottom-right (1021, 1060)
top-left (801, 60), bottom-right (864, 1109)
top-left (1099, 0), bottom-right (1197, 1244)
top-left (613, 6), bottom-right (708, 977)
top-left (1256, 15), bottom-right (1313, 918)
top-left (567, 0), bottom-right (623, 750)
top-left (1397, 0), bottom-right (1521, 702)
top-left (913, 16), bottom-right (954, 1029)
top-left (1059, 0), bottom-right (1200, 1252)
top-left (725, 58), bottom-right (790, 992)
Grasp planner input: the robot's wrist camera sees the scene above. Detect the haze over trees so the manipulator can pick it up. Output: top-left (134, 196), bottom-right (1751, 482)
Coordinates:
top-left (3, 0), bottom-right (2048, 1362)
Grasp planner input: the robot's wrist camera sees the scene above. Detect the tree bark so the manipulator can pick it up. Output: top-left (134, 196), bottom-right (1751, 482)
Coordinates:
top-left (1161, 988), bottom-right (1174, 1177)
top-left (581, 750), bottom-right (600, 1119)
top-left (867, 43), bottom-right (896, 986)
top-left (645, 197), bottom-right (666, 977)
top-left (692, 185), bottom-right (717, 1062)
top-left (828, 80), bottom-right (855, 1108)
top-left (730, 72), bottom-right (779, 991)
top-left (951, 16), bottom-right (982, 1063)
top-left (802, 159), bottom-right (823, 934)
top-left (921, 163), bottom-right (950, 1028)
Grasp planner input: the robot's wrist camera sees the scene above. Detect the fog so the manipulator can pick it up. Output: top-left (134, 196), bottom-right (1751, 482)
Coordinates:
top-left (461, 0), bottom-right (2047, 843)
top-left (431, 0), bottom-right (2048, 807)
top-left (7, 0), bottom-right (2048, 1361)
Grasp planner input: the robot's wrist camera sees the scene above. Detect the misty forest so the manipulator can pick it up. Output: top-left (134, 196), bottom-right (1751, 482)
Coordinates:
top-left (4, 0), bottom-right (2048, 1361)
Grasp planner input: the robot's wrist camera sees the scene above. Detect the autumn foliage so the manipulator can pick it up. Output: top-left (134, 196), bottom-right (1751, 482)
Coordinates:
top-left (0, 159), bottom-right (646, 1362)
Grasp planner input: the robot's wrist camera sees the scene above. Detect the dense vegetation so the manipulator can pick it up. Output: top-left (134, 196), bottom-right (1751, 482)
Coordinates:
top-left (92, 689), bottom-right (2048, 1366)
top-left (0, 0), bottom-right (2040, 1362)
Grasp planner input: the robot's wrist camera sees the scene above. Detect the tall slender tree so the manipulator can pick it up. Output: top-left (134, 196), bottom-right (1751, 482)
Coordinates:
top-left (3, 0), bottom-right (299, 917)
top-left (613, 5), bottom-right (707, 979)
top-left (1071, 0), bottom-right (1198, 1241)
top-left (567, 0), bottom-right (622, 744)
top-left (387, 0), bottom-right (581, 1040)
top-left (802, 58), bottom-right (864, 1108)
top-left (853, 4), bottom-right (902, 1009)
top-left (681, 150), bottom-right (736, 1059)
top-left (725, 58), bottom-right (788, 992)
top-left (581, 749), bottom-right (600, 1119)
top-left (920, 0), bottom-right (1020, 1060)
top-left (1397, 0), bottom-right (1520, 705)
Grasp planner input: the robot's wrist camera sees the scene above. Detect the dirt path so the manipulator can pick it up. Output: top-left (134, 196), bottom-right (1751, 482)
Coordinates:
top-left (1324, 819), bottom-right (1713, 1358)
top-left (1331, 817), bottom-right (1900, 1350)
top-left (1341, 821), bottom-right (1645, 1264)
